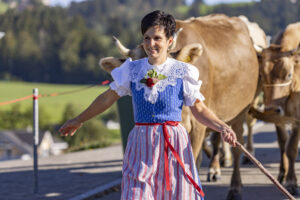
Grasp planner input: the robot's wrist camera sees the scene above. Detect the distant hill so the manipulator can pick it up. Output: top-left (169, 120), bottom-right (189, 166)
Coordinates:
top-left (0, 0), bottom-right (299, 84)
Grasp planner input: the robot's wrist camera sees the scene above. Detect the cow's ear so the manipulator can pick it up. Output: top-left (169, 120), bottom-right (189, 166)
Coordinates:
top-left (175, 43), bottom-right (203, 64)
top-left (99, 57), bottom-right (124, 73)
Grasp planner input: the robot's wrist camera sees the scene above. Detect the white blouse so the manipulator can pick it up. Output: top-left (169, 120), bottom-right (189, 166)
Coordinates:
top-left (109, 57), bottom-right (205, 106)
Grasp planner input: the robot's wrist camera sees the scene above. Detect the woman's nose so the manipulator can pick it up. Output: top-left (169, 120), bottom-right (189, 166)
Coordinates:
top-left (149, 39), bottom-right (155, 47)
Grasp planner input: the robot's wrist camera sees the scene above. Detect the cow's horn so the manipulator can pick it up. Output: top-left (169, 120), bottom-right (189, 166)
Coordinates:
top-left (291, 43), bottom-right (300, 55)
top-left (168, 28), bottom-right (183, 52)
top-left (113, 36), bottom-right (130, 57)
top-left (280, 43), bottom-right (300, 57)
top-left (254, 44), bottom-right (264, 53)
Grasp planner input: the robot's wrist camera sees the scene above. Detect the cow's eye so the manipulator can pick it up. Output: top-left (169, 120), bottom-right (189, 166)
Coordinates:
top-left (287, 73), bottom-right (292, 80)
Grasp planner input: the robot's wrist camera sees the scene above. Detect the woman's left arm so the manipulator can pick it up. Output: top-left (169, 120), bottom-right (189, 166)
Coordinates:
top-left (190, 99), bottom-right (237, 147)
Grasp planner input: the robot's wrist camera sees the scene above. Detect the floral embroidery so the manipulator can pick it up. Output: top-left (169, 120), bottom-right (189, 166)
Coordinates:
top-left (129, 58), bottom-right (188, 104)
top-left (140, 69), bottom-right (167, 88)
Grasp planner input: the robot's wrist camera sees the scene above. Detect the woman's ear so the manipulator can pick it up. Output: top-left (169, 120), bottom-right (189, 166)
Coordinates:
top-left (168, 36), bottom-right (174, 47)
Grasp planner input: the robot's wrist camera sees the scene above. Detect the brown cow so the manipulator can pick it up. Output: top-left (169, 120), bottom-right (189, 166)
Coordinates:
top-left (256, 22), bottom-right (300, 195)
top-left (239, 15), bottom-right (268, 48)
top-left (202, 15), bottom-right (268, 180)
top-left (100, 14), bottom-right (259, 200)
top-left (206, 15), bottom-right (268, 173)
top-left (239, 15), bottom-right (268, 164)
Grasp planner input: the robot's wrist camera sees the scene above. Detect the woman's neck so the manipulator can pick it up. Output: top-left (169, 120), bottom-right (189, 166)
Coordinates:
top-left (148, 55), bottom-right (168, 66)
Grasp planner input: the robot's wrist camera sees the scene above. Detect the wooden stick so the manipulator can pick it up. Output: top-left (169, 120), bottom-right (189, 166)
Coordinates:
top-left (235, 141), bottom-right (296, 200)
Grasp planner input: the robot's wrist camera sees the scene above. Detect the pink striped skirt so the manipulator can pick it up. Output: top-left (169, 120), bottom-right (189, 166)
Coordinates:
top-left (121, 123), bottom-right (204, 200)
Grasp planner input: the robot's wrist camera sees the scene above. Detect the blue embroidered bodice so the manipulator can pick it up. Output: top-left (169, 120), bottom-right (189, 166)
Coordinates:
top-left (109, 57), bottom-right (205, 123)
top-left (131, 79), bottom-right (184, 123)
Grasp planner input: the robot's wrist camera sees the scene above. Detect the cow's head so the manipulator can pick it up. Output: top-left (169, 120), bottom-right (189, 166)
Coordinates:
top-left (99, 40), bottom-right (146, 73)
top-left (99, 42), bottom-right (203, 73)
top-left (99, 29), bottom-right (203, 73)
top-left (256, 44), bottom-right (300, 114)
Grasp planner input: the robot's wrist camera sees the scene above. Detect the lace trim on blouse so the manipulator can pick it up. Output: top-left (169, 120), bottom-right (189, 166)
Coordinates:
top-left (110, 57), bottom-right (205, 105)
top-left (130, 58), bottom-right (195, 104)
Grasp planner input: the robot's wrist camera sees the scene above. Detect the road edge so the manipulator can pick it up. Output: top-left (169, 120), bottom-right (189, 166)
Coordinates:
top-left (69, 178), bottom-right (122, 200)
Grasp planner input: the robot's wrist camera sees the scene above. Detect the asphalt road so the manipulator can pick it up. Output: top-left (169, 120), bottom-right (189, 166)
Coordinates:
top-left (1, 122), bottom-right (300, 200)
top-left (96, 122), bottom-right (300, 200)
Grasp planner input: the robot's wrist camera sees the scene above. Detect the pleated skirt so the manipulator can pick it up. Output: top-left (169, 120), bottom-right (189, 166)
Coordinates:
top-left (121, 123), bottom-right (204, 200)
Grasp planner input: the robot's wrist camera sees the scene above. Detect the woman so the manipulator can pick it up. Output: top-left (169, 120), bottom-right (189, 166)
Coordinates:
top-left (59, 10), bottom-right (237, 200)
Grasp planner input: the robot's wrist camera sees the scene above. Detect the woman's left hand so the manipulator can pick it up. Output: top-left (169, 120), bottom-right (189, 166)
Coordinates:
top-left (59, 118), bottom-right (83, 137)
top-left (221, 126), bottom-right (237, 147)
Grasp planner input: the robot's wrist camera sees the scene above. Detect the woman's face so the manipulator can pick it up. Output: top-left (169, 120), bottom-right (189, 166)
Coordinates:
top-left (143, 25), bottom-right (173, 61)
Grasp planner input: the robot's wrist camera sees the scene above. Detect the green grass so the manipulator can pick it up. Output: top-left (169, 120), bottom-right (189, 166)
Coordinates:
top-left (0, 81), bottom-right (122, 150)
top-left (0, 2), bottom-right (8, 14)
top-left (0, 81), bottom-right (111, 124)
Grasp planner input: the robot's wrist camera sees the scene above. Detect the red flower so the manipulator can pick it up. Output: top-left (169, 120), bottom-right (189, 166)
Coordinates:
top-left (140, 69), bottom-right (167, 88)
top-left (146, 78), bottom-right (155, 88)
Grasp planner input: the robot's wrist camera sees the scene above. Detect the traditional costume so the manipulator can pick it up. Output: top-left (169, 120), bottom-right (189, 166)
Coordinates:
top-left (110, 57), bottom-right (205, 200)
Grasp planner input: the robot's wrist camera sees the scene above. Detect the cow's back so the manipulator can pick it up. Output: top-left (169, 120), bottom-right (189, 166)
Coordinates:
top-left (174, 14), bottom-right (259, 122)
top-left (281, 22), bottom-right (300, 51)
top-left (238, 15), bottom-right (268, 48)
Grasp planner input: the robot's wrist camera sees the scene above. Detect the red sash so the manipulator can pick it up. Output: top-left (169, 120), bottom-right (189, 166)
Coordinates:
top-left (135, 121), bottom-right (205, 198)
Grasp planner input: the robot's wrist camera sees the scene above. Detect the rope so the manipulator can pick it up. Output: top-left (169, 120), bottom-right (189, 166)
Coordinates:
top-left (0, 80), bottom-right (110, 107)
top-left (263, 80), bottom-right (292, 87)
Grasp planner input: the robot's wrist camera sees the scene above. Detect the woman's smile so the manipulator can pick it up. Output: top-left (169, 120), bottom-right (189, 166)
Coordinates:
top-left (143, 25), bottom-right (173, 65)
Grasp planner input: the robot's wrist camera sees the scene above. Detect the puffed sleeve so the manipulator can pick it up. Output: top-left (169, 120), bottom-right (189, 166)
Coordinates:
top-left (183, 64), bottom-right (205, 106)
top-left (109, 58), bottom-right (132, 97)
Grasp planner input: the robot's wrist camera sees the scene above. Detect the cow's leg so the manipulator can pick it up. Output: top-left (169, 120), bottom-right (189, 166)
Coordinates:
top-left (285, 127), bottom-right (300, 195)
top-left (182, 107), bottom-right (207, 174)
top-left (275, 125), bottom-right (289, 184)
top-left (243, 95), bottom-right (263, 164)
top-left (189, 119), bottom-right (207, 173)
top-left (196, 151), bottom-right (202, 173)
top-left (221, 140), bottom-right (233, 167)
top-left (202, 138), bottom-right (212, 159)
top-left (227, 117), bottom-right (244, 200)
top-left (207, 131), bottom-right (221, 182)
top-left (196, 138), bottom-right (212, 171)
top-left (242, 114), bottom-right (256, 164)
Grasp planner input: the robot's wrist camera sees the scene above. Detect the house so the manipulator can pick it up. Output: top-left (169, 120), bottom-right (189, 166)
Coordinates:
top-left (0, 130), bottom-right (68, 161)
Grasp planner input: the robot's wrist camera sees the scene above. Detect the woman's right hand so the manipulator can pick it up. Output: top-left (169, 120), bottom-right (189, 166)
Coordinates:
top-left (59, 118), bottom-right (83, 136)
top-left (220, 126), bottom-right (237, 147)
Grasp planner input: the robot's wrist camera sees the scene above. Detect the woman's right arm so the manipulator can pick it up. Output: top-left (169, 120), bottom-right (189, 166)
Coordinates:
top-left (59, 88), bottom-right (120, 136)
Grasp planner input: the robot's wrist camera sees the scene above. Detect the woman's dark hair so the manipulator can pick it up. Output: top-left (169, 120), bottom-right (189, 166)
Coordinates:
top-left (141, 10), bottom-right (176, 38)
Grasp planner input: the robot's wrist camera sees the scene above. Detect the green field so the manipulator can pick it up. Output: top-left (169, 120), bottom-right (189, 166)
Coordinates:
top-left (0, 81), bottom-right (122, 149)
top-left (0, 2), bottom-right (8, 14)
top-left (0, 81), bottom-right (113, 124)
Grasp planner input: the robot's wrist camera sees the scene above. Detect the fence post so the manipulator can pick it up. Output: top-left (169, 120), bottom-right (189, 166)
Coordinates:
top-left (33, 88), bottom-right (39, 194)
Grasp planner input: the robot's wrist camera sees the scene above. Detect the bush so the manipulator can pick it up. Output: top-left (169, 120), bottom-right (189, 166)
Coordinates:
top-left (0, 103), bottom-right (51, 130)
top-left (60, 103), bottom-right (119, 151)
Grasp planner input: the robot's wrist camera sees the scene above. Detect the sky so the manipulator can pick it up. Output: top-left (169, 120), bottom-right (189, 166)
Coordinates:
top-left (50, 0), bottom-right (259, 7)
